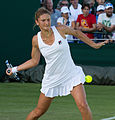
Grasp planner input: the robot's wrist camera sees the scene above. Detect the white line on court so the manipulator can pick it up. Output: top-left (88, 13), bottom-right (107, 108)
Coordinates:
top-left (101, 116), bottom-right (115, 120)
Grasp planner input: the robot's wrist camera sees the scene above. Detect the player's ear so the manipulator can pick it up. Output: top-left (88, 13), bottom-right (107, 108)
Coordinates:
top-left (35, 20), bottom-right (39, 26)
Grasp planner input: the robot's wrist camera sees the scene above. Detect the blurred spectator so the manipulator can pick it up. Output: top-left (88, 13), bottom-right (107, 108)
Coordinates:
top-left (96, 5), bottom-right (105, 21)
top-left (60, 0), bottom-right (69, 7)
top-left (97, 3), bottom-right (115, 39)
top-left (57, 0), bottom-right (69, 11)
top-left (96, 0), bottom-right (105, 5)
top-left (76, 3), bottom-right (96, 40)
top-left (95, 5), bottom-right (105, 39)
top-left (44, 0), bottom-right (61, 26)
top-left (84, 0), bottom-right (97, 15)
top-left (57, 6), bottom-right (75, 41)
top-left (69, 0), bottom-right (83, 22)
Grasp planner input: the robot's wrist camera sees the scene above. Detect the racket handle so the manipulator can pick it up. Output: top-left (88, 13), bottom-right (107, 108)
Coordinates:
top-left (7, 69), bottom-right (11, 73)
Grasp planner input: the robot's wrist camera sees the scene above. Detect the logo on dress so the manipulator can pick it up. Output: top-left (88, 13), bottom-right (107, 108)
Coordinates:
top-left (58, 40), bottom-right (62, 45)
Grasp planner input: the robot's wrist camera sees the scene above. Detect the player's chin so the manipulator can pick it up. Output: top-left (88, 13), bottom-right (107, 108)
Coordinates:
top-left (44, 27), bottom-right (50, 31)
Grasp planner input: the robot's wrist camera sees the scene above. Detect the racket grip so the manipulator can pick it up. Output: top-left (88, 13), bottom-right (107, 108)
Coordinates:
top-left (7, 69), bottom-right (11, 73)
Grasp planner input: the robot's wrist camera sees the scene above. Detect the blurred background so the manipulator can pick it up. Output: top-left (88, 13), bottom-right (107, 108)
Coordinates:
top-left (0, 0), bottom-right (40, 78)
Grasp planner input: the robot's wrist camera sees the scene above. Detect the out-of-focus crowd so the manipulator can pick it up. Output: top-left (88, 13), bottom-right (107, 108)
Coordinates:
top-left (40, 0), bottom-right (115, 43)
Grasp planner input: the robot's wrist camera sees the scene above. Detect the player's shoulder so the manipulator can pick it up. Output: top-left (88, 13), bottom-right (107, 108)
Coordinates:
top-left (32, 35), bottom-right (38, 47)
top-left (56, 24), bottom-right (68, 31)
top-left (32, 35), bottom-right (38, 42)
top-left (56, 24), bottom-right (75, 35)
top-left (56, 24), bottom-right (71, 34)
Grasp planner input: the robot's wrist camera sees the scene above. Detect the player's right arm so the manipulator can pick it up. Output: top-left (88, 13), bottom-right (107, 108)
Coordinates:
top-left (6, 35), bottom-right (41, 75)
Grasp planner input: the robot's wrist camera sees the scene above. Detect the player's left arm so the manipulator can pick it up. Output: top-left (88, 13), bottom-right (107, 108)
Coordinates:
top-left (57, 25), bottom-right (108, 49)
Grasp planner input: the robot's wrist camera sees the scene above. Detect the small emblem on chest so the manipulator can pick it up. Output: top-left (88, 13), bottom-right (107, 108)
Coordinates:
top-left (58, 40), bottom-right (62, 45)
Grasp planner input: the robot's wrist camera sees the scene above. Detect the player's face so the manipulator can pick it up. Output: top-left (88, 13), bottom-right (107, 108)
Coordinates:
top-left (105, 7), bottom-right (113, 17)
top-left (36, 14), bottom-right (51, 31)
top-left (82, 6), bottom-right (90, 17)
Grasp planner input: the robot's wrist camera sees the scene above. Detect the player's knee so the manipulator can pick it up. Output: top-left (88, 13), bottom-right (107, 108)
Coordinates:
top-left (78, 102), bottom-right (89, 113)
top-left (33, 107), bottom-right (47, 118)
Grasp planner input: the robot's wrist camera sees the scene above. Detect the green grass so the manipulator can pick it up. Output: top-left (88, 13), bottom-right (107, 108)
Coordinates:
top-left (0, 83), bottom-right (115, 120)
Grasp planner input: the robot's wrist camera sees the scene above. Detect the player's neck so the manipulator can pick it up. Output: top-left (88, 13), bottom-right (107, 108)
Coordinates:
top-left (41, 28), bottom-right (52, 38)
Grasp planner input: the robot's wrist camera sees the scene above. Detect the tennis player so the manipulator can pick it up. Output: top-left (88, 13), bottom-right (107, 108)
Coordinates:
top-left (6, 7), bottom-right (108, 120)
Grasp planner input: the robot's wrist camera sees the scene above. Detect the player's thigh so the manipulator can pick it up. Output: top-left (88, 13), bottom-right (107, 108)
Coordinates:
top-left (71, 84), bottom-right (87, 105)
top-left (36, 92), bottom-right (54, 111)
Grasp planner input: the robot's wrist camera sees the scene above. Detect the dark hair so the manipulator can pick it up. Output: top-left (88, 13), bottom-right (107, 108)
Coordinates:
top-left (82, 3), bottom-right (90, 10)
top-left (35, 7), bottom-right (51, 21)
top-left (33, 7), bottom-right (51, 30)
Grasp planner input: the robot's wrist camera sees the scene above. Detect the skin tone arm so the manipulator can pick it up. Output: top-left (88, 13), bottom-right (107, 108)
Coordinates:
top-left (6, 35), bottom-right (41, 75)
top-left (57, 16), bottom-right (75, 29)
top-left (57, 21), bottom-right (75, 29)
top-left (57, 25), bottom-right (109, 49)
top-left (97, 23), bottom-right (115, 32)
top-left (57, 13), bottom-right (75, 28)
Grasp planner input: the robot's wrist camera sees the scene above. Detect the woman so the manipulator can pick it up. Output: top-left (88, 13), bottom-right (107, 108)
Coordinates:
top-left (69, 0), bottom-right (82, 22)
top-left (57, 6), bottom-right (75, 41)
top-left (6, 7), bottom-right (108, 120)
top-left (57, 6), bottom-right (75, 28)
top-left (76, 3), bottom-right (97, 39)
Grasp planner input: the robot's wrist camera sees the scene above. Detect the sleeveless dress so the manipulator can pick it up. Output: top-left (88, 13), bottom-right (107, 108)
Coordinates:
top-left (37, 26), bottom-right (85, 98)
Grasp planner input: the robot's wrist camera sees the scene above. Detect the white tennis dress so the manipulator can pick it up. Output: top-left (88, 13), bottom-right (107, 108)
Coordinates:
top-left (37, 26), bottom-right (85, 98)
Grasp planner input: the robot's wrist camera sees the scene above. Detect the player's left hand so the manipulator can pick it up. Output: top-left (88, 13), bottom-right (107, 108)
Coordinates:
top-left (94, 40), bottom-right (109, 49)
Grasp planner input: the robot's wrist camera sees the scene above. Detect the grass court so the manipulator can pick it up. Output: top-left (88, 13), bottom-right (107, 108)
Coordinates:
top-left (0, 83), bottom-right (115, 120)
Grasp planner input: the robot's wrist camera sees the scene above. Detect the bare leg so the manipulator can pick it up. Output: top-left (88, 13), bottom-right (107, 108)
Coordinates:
top-left (26, 93), bottom-right (54, 120)
top-left (71, 84), bottom-right (92, 120)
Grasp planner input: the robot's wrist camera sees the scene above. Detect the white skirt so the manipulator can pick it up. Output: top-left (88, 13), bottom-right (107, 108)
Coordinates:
top-left (40, 71), bottom-right (85, 98)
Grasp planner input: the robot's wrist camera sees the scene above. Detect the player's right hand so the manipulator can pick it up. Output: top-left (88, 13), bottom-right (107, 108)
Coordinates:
top-left (6, 68), bottom-right (13, 76)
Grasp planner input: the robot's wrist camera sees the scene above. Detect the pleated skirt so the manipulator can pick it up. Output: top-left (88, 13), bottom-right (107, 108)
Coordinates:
top-left (41, 67), bottom-right (85, 98)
